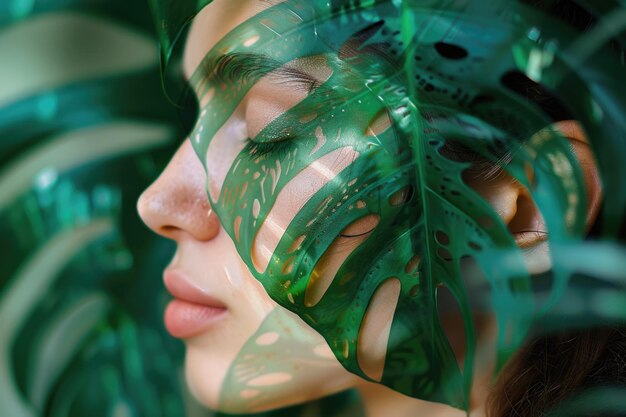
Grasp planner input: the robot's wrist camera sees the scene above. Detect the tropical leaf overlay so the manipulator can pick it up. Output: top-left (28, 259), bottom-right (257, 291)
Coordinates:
top-left (150, 0), bottom-right (626, 414)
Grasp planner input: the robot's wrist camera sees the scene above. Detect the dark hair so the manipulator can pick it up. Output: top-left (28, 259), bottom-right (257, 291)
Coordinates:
top-left (487, 1), bottom-right (626, 416)
top-left (488, 328), bottom-right (626, 416)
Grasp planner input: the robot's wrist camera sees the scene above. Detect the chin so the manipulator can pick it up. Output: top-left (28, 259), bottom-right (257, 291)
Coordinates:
top-left (183, 343), bottom-right (285, 414)
top-left (184, 345), bottom-right (227, 411)
top-left (183, 341), bottom-right (357, 414)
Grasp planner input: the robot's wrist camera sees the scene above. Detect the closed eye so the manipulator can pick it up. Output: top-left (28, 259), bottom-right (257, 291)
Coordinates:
top-left (241, 137), bottom-right (295, 161)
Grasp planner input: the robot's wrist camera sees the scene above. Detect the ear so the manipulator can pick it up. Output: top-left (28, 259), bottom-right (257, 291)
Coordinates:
top-left (468, 120), bottom-right (602, 272)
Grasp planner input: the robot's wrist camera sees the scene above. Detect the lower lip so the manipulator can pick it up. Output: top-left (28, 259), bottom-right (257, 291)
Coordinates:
top-left (164, 299), bottom-right (227, 339)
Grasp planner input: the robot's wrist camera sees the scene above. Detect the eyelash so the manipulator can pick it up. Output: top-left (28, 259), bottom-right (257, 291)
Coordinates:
top-left (242, 137), bottom-right (296, 161)
top-left (439, 141), bottom-right (513, 180)
top-left (241, 135), bottom-right (510, 175)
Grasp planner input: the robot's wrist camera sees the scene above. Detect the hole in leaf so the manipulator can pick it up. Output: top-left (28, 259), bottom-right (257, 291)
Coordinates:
top-left (468, 241), bottom-right (482, 251)
top-left (434, 41), bottom-right (468, 60)
top-left (435, 230), bottom-right (450, 245)
top-left (357, 278), bottom-right (401, 382)
top-left (389, 185), bottom-right (414, 206)
top-left (405, 255), bottom-right (421, 274)
top-left (437, 247), bottom-right (453, 261)
top-left (234, 216), bottom-right (242, 242)
top-left (436, 285), bottom-right (466, 368)
top-left (287, 235), bottom-right (306, 254)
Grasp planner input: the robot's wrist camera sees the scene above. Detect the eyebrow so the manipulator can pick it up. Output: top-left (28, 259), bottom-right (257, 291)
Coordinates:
top-left (193, 15), bottom-right (396, 90)
top-left (200, 52), bottom-right (322, 93)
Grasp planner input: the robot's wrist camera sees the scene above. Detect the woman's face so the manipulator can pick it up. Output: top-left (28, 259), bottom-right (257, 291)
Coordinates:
top-left (137, 0), bottom-right (362, 413)
top-left (138, 0), bottom-right (601, 413)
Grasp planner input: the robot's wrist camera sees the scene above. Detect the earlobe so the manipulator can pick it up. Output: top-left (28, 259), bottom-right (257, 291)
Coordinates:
top-left (473, 176), bottom-right (548, 250)
top-left (507, 190), bottom-right (547, 249)
top-left (491, 183), bottom-right (551, 274)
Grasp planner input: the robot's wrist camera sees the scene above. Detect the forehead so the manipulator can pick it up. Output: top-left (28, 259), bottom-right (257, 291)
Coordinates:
top-left (183, 0), bottom-right (277, 80)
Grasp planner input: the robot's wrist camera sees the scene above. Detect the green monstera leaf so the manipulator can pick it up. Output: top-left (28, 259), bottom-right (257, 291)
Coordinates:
top-left (147, 0), bottom-right (626, 412)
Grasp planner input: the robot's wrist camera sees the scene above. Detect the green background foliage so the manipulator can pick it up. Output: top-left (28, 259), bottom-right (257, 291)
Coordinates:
top-left (0, 0), bottom-right (184, 415)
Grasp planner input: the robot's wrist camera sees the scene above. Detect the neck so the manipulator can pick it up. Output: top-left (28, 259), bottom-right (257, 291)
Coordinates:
top-left (354, 380), bottom-right (484, 417)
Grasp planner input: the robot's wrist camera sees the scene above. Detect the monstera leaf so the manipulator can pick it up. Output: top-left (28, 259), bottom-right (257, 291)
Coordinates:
top-left (146, 0), bottom-right (626, 412)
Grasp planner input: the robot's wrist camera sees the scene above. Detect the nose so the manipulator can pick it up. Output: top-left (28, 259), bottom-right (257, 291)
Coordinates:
top-left (137, 140), bottom-right (220, 242)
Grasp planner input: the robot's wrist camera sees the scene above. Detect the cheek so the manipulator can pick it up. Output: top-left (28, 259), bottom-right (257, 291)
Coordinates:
top-left (251, 147), bottom-right (360, 273)
top-left (304, 214), bottom-right (379, 308)
top-left (185, 345), bottom-right (228, 410)
top-left (180, 226), bottom-right (357, 414)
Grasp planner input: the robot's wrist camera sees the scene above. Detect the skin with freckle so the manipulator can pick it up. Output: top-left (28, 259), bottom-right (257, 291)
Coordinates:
top-left (139, 0), bottom-right (625, 415)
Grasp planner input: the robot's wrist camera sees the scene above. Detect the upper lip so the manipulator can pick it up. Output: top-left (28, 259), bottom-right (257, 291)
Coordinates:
top-left (163, 269), bottom-right (227, 308)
